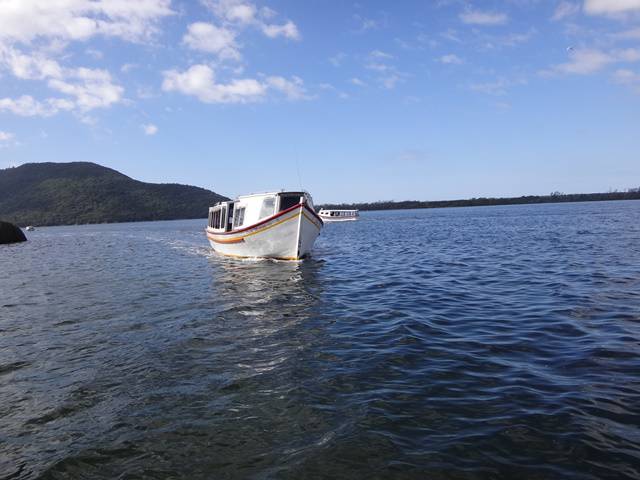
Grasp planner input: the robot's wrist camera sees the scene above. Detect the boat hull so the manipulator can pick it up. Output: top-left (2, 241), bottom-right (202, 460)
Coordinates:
top-left (319, 216), bottom-right (358, 222)
top-left (206, 204), bottom-right (322, 260)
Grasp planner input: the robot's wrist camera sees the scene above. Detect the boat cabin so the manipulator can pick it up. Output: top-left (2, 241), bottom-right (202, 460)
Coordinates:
top-left (208, 191), bottom-right (314, 232)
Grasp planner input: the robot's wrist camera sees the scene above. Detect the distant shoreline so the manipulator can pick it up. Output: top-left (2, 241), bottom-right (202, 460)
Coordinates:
top-left (318, 191), bottom-right (640, 212)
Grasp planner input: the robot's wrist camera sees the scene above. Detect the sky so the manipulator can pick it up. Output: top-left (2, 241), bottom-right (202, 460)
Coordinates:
top-left (0, 0), bottom-right (639, 203)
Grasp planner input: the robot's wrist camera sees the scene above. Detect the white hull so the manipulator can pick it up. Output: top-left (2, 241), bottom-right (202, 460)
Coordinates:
top-left (319, 216), bottom-right (358, 222)
top-left (206, 204), bottom-right (322, 260)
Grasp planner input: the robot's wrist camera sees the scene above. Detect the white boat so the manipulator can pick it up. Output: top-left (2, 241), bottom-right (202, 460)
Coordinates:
top-left (25, 226), bottom-right (35, 231)
top-left (318, 209), bottom-right (359, 222)
top-left (205, 191), bottom-right (323, 260)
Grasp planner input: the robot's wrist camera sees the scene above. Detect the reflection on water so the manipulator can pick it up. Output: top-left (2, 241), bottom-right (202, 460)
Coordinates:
top-left (1, 202), bottom-right (640, 479)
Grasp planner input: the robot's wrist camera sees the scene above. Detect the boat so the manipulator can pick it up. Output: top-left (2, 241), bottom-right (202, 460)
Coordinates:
top-left (318, 209), bottom-right (359, 222)
top-left (205, 191), bottom-right (323, 260)
top-left (25, 226), bottom-right (35, 231)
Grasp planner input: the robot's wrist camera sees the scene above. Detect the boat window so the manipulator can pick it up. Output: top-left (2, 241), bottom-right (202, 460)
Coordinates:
top-left (279, 195), bottom-right (300, 212)
top-left (219, 206), bottom-right (226, 229)
top-left (208, 211), bottom-right (213, 228)
top-left (227, 204), bottom-right (234, 231)
top-left (212, 209), bottom-right (222, 229)
top-left (259, 197), bottom-right (275, 219)
top-left (233, 207), bottom-right (245, 228)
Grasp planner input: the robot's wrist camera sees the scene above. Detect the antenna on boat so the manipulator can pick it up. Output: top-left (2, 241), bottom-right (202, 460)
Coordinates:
top-left (295, 148), bottom-right (303, 191)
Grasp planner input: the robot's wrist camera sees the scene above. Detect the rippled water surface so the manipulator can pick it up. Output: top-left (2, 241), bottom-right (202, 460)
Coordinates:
top-left (2, 201), bottom-right (640, 479)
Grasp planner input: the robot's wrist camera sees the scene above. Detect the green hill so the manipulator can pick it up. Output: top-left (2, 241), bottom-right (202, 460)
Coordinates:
top-left (0, 162), bottom-right (228, 226)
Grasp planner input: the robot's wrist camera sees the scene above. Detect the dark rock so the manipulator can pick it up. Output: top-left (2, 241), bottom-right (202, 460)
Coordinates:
top-left (0, 221), bottom-right (27, 244)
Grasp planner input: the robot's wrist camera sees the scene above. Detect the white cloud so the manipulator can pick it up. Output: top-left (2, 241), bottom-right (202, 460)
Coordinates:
top-left (86, 48), bottom-right (103, 59)
top-left (0, 1), bottom-right (170, 119)
top-left (0, 48), bottom-right (123, 114)
top-left (0, 95), bottom-right (73, 117)
top-left (469, 77), bottom-right (526, 96)
top-left (121, 63), bottom-right (138, 73)
top-left (0, 131), bottom-right (14, 142)
top-left (585, 0), bottom-right (640, 15)
top-left (0, 130), bottom-right (16, 148)
top-left (162, 64), bottom-right (266, 103)
top-left (439, 54), bottom-right (463, 64)
top-left (350, 77), bottom-right (366, 87)
top-left (353, 14), bottom-right (383, 32)
top-left (261, 21), bottom-right (300, 40)
top-left (142, 123), bottom-right (158, 135)
top-left (552, 2), bottom-right (581, 20)
top-left (266, 75), bottom-right (308, 100)
top-left (0, 0), bottom-right (174, 45)
top-left (204, 0), bottom-right (257, 24)
top-left (546, 48), bottom-right (640, 75)
top-left (47, 67), bottom-right (123, 111)
top-left (162, 64), bottom-right (310, 103)
top-left (381, 74), bottom-right (402, 89)
top-left (612, 68), bottom-right (640, 83)
top-left (329, 52), bottom-right (347, 67)
top-left (183, 22), bottom-right (240, 60)
top-left (460, 10), bottom-right (508, 26)
top-left (611, 27), bottom-right (640, 40)
top-left (369, 50), bottom-right (394, 60)
top-left (203, 0), bottom-right (300, 40)
top-left (366, 62), bottom-right (391, 72)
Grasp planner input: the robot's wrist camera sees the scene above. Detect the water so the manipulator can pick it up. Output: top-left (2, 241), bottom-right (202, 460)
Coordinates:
top-left (2, 200), bottom-right (640, 479)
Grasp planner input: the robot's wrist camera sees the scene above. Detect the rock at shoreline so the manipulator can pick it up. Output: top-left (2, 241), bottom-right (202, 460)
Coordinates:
top-left (0, 221), bottom-right (27, 244)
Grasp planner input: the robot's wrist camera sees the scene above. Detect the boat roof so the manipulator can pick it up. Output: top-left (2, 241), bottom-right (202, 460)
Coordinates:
top-left (320, 209), bottom-right (359, 212)
top-left (236, 190), bottom-right (306, 200)
top-left (212, 191), bottom-right (309, 207)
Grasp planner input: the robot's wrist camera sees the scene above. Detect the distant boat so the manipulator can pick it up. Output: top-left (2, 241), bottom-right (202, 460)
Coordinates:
top-left (318, 209), bottom-right (359, 222)
top-left (25, 226), bottom-right (35, 231)
top-left (205, 191), bottom-right (323, 260)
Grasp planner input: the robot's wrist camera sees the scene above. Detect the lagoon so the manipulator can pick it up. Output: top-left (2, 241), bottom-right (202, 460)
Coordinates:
top-left (2, 201), bottom-right (640, 479)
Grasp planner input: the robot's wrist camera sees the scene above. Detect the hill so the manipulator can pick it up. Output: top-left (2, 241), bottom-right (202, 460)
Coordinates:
top-left (0, 162), bottom-right (228, 226)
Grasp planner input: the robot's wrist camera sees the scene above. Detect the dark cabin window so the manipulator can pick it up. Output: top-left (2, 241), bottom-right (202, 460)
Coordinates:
top-left (279, 195), bottom-right (301, 212)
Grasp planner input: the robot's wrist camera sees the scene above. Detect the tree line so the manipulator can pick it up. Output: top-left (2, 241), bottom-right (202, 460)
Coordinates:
top-left (318, 189), bottom-right (640, 212)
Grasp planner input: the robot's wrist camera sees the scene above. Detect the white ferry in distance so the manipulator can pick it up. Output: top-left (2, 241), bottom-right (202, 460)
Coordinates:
top-left (205, 191), bottom-right (323, 260)
top-left (318, 209), bottom-right (359, 222)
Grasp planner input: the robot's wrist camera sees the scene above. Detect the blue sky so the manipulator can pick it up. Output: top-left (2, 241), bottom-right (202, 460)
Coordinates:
top-left (0, 0), bottom-right (639, 203)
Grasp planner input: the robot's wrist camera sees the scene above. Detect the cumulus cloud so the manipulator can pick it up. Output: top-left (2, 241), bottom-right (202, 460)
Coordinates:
top-left (585, 0), bottom-right (640, 15)
top-left (0, 0), bottom-right (174, 45)
top-left (329, 52), bottom-right (347, 67)
top-left (545, 48), bottom-right (640, 75)
top-left (611, 27), bottom-right (640, 39)
top-left (0, 130), bottom-right (15, 147)
top-left (142, 123), bottom-right (158, 135)
top-left (0, 46), bottom-right (123, 116)
top-left (183, 22), bottom-right (240, 60)
top-left (439, 54), bottom-right (463, 64)
top-left (162, 64), bottom-right (266, 103)
top-left (0, 95), bottom-right (73, 117)
top-left (202, 0), bottom-right (300, 40)
top-left (265, 75), bottom-right (308, 100)
top-left (369, 50), bottom-right (394, 60)
top-left (469, 77), bottom-right (527, 96)
top-left (613, 68), bottom-right (640, 83)
top-left (162, 64), bottom-right (309, 103)
top-left (552, 2), bottom-right (581, 21)
top-left (0, 1), bottom-right (172, 119)
top-left (0, 131), bottom-right (14, 141)
top-left (261, 20), bottom-right (300, 40)
top-left (460, 10), bottom-right (508, 26)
